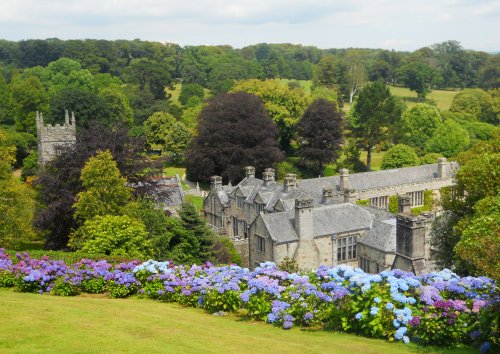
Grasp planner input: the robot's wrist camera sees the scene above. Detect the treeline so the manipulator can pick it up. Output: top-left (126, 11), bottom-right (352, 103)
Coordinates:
top-left (0, 38), bottom-right (498, 93)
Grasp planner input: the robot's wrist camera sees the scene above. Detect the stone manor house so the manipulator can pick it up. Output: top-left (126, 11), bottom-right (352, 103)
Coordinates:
top-left (204, 160), bottom-right (458, 274)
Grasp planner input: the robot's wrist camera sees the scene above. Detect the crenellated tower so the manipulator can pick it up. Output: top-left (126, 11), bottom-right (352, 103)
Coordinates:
top-left (36, 110), bottom-right (77, 165)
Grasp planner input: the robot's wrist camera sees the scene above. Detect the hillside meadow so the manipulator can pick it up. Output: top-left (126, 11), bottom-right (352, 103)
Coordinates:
top-left (0, 289), bottom-right (476, 354)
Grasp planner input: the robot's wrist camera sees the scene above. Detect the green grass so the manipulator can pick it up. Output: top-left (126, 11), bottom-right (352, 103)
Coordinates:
top-left (165, 83), bottom-right (211, 106)
top-left (164, 166), bottom-right (190, 190)
top-left (165, 83), bottom-right (183, 105)
top-left (359, 150), bottom-right (386, 171)
top-left (0, 289), bottom-right (475, 354)
top-left (388, 86), bottom-right (458, 111)
top-left (184, 195), bottom-right (204, 211)
top-left (164, 166), bottom-right (186, 177)
top-left (279, 79), bottom-right (313, 94)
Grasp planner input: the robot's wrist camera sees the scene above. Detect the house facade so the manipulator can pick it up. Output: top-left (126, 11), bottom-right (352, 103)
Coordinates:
top-left (203, 160), bottom-right (457, 273)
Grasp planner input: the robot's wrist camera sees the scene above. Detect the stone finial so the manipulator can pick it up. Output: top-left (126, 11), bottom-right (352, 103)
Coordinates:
top-left (437, 157), bottom-right (447, 179)
top-left (263, 168), bottom-right (275, 186)
top-left (295, 196), bottom-right (314, 209)
top-left (322, 187), bottom-right (334, 204)
top-left (398, 194), bottom-right (412, 214)
top-left (283, 173), bottom-right (297, 193)
top-left (343, 188), bottom-right (358, 203)
top-left (339, 168), bottom-right (350, 191)
top-left (245, 166), bottom-right (255, 179)
top-left (210, 176), bottom-right (223, 191)
top-left (65, 110), bottom-right (70, 125)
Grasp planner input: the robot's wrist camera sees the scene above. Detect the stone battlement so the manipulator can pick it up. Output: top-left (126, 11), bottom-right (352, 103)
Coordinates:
top-left (36, 110), bottom-right (76, 165)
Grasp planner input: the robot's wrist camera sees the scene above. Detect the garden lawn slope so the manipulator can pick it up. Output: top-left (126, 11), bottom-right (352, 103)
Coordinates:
top-left (0, 289), bottom-right (474, 354)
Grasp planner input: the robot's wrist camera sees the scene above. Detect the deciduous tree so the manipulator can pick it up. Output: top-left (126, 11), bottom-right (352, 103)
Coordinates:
top-left (425, 119), bottom-right (470, 157)
top-left (381, 144), bottom-right (420, 169)
top-left (0, 130), bottom-right (36, 247)
top-left (398, 104), bottom-right (443, 152)
top-left (297, 99), bottom-right (343, 175)
top-left (185, 92), bottom-right (283, 183)
top-left (231, 79), bottom-right (309, 151)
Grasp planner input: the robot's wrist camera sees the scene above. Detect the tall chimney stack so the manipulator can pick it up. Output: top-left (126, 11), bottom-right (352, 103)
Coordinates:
top-left (339, 168), bottom-right (350, 191)
top-left (283, 174), bottom-right (297, 193)
top-left (398, 194), bottom-right (412, 214)
top-left (210, 176), bottom-right (223, 192)
top-left (437, 158), bottom-right (447, 179)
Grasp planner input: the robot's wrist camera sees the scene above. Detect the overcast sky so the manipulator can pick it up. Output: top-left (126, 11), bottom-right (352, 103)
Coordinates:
top-left (1, 0), bottom-right (499, 51)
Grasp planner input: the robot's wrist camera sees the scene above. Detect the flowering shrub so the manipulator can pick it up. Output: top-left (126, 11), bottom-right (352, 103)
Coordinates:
top-left (0, 248), bottom-right (498, 352)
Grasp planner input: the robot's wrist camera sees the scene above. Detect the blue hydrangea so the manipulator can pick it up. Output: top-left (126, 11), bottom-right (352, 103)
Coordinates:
top-left (370, 307), bottom-right (379, 316)
top-left (355, 312), bottom-right (364, 320)
top-left (385, 302), bottom-right (394, 310)
top-left (373, 297), bottom-right (381, 304)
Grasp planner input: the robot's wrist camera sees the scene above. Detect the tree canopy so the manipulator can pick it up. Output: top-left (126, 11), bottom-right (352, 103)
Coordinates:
top-left (349, 82), bottom-right (403, 170)
top-left (185, 92), bottom-right (283, 183)
top-left (381, 144), bottom-right (420, 169)
top-left (432, 132), bottom-right (500, 279)
top-left (426, 119), bottom-right (470, 157)
top-left (0, 130), bottom-right (36, 247)
top-left (296, 99), bottom-right (343, 175)
top-left (399, 104), bottom-right (443, 152)
top-left (230, 79), bottom-right (309, 151)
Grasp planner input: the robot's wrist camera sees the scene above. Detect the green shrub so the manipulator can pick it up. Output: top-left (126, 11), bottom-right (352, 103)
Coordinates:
top-left (51, 277), bottom-right (79, 296)
top-left (356, 199), bottom-right (370, 206)
top-left (411, 190), bottom-right (433, 215)
top-left (203, 290), bottom-right (241, 313)
top-left (381, 144), bottom-right (420, 170)
top-left (0, 271), bottom-right (15, 287)
top-left (106, 281), bottom-right (138, 298)
top-left (80, 277), bottom-right (106, 294)
top-left (278, 257), bottom-right (299, 273)
top-left (388, 196), bottom-right (398, 214)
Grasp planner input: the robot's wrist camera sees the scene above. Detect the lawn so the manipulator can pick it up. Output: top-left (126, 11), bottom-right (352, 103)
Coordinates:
top-left (184, 194), bottom-right (204, 211)
top-left (0, 289), bottom-right (475, 354)
top-left (164, 166), bottom-right (190, 190)
top-left (279, 79), bottom-right (313, 94)
top-left (359, 150), bottom-right (386, 171)
top-left (388, 86), bottom-right (458, 111)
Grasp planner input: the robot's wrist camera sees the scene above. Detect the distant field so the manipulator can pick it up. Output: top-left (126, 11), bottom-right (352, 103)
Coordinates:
top-left (388, 86), bottom-right (457, 111)
top-left (359, 150), bottom-right (386, 171)
top-left (165, 83), bottom-right (183, 105)
top-left (0, 289), bottom-right (474, 354)
top-left (165, 83), bottom-right (211, 106)
top-left (279, 79), bottom-right (313, 94)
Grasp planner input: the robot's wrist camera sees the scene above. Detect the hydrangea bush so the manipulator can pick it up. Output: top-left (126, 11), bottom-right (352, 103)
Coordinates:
top-left (0, 248), bottom-right (498, 351)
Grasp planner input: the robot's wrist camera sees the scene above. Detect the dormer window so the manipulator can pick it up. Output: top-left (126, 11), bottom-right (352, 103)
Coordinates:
top-left (236, 196), bottom-right (245, 209)
top-left (256, 202), bottom-right (264, 213)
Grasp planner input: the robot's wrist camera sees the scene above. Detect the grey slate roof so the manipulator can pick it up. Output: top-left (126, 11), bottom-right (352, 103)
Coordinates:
top-left (311, 203), bottom-right (374, 236)
top-left (297, 162), bottom-right (458, 197)
top-left (358, 218), bottom-right (397, 253)
top-left (140, 176), bottom-right (184, 207)
top-left (261, 212), bottom-right (298, 243)
top-left (258, 202), bottom-right (397, 248)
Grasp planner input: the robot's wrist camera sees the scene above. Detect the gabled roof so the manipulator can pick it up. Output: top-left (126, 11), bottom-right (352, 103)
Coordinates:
top-left (312, 203), bottom-right (374, 236)
top-left (358, 218), bottom-right (397, 253)
top-left (261, 212), bottom-right (298, 244)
